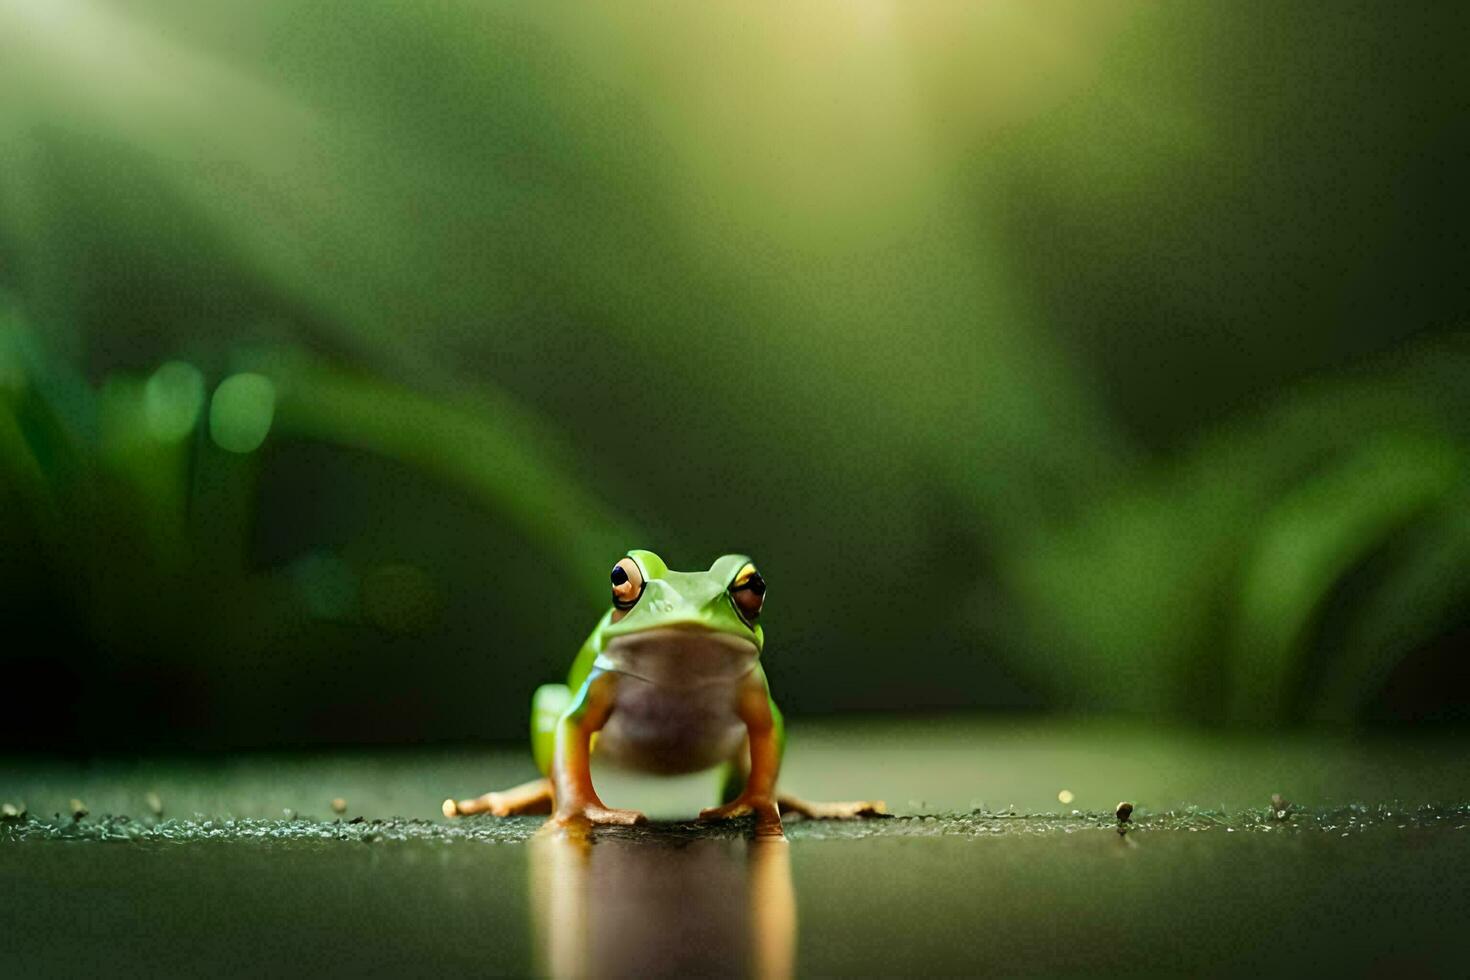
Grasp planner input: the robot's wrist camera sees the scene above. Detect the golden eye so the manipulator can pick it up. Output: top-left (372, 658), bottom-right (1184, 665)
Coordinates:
top-left (610, 557), bottom-right (645, 610)
top-left (728, 563), bottom-right (765, 625)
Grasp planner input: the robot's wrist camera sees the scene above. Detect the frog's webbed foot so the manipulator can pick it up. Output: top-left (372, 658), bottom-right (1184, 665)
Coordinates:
top-left (700, 797), bottom-right (784, 838)
top-left (552, 804), bottom-right (646, 828)
top-left (443, 777), bottom-right (553, 818)
top-left (776, 793), bottom-right (888, 820)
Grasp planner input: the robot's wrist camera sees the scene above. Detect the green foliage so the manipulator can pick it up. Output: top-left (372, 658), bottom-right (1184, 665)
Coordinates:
top-left (1000, 344), bottom-right (1470, 720)
top-left (1, 2), bottom-right (1466, 737)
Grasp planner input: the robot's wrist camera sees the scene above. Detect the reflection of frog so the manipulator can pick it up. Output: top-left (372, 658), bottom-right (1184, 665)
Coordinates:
top-left (444, 551), bottom-right (883, 837)
top-left (530, 826), bottom-right (795, 979)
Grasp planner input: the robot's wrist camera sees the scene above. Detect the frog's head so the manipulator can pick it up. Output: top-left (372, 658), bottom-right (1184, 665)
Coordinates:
top-left (598, 549), bottom-right (766, 653)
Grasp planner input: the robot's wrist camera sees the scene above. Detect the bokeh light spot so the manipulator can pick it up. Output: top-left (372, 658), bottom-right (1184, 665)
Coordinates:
top-left (209, 372), bottom-right (276, 453)
top-left (143, 361), bottom-right (205, 442)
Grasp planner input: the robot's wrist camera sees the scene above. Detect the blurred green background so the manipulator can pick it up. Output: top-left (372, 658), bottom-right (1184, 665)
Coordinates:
top-left (1, 0), bottom-right (1467, 752)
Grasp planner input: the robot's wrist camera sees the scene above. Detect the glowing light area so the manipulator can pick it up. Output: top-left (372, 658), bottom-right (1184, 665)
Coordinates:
top-left (209, 372), bottom-right (276, 453)
top-left (142, 361), bottom-right (204, 442)
top-left (1057, 789), bottom-right (1074, 805)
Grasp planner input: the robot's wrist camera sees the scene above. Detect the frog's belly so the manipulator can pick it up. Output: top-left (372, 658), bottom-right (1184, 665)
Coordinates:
top-left (590, 627), bottom-right (759, 776)
top-left (595, 675), bottom-right (746, 775)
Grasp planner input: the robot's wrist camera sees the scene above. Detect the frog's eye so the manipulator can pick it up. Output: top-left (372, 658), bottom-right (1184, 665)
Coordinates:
top-left (728, 563), bottom-right (765, 625)
top-left (610, 557), bottom-right (645, 610)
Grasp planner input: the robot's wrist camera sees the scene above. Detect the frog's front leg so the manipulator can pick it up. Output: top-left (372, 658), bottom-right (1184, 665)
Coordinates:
top-left (700, 672), bottom-right (784, 838)
top-left (550, 670), bottom-right (646, 827)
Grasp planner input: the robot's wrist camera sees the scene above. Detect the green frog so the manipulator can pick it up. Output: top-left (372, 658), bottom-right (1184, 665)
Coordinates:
top-left (443, 550), bottom-right (883, 837)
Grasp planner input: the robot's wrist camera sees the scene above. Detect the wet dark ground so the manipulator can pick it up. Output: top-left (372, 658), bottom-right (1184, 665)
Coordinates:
top-left (4, 719), bottom-right (1469, 977)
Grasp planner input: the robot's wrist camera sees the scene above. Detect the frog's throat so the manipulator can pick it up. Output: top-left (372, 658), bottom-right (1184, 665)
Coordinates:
top-left (592, 661), bottom-right (759, 689)
top-left (592, 626), bottom-right (760, 689)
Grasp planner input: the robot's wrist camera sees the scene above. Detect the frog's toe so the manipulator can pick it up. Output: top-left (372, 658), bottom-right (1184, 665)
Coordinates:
top-left (698, 801), bottom-right (751, 822)
top-left (702, 799), bottom-right (784, 837)
top-left (443, 778), bottom-right (553, 819)
top-left (583, 806), bottom-right (646, 826)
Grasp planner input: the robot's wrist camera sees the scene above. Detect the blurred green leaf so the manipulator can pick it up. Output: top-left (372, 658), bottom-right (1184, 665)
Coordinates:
top-left (1227, 436), bottom-right (1463, 721)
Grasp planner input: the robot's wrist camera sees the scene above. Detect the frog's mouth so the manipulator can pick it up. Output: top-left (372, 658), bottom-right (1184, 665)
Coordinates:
top-left (594, 626), bottom-right (760, 688)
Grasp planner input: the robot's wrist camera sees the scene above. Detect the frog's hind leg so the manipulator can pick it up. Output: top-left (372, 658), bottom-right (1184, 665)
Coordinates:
top-left (776, 794), bottom-right (888, 820)
top-left (444, 777), bottom-right (553, 818)
top-left (441, 683), bottom-right (570, 818)
top-left (530, 683), bottom-right (572, 776)
top-left (718, 749), bottom-right (750, 805)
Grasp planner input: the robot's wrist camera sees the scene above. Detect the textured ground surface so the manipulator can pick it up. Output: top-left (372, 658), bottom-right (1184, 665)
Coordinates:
top-left (4, 718), bottom-right (1469, 976)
